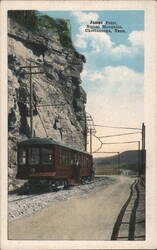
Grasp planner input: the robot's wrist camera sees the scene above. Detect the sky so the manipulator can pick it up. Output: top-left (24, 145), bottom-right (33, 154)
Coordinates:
top-left (40, 11), bottom-right (144, 157)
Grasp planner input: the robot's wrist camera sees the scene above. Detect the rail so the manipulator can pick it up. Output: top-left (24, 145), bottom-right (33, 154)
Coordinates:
top-left (111, 178), bottom-right (145, 240)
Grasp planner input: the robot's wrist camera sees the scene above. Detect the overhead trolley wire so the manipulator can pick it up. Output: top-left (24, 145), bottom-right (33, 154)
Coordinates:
top-left (94, 124), bottom-right (142, 130)
top-left (33, 103), bottom-right (49, 138)
top-left (92, 134), bottom-right (103, 153)
top-left (93, 151), bottom-right (119, 154)
top-left (101, 140), bottom-right (140, 145)
top-left (99, 132), bottom-right (141, 138)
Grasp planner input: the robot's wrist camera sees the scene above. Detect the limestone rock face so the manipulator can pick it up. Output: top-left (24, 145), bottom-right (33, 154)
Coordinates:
top-left (8, 18), bottom-right (87, 180)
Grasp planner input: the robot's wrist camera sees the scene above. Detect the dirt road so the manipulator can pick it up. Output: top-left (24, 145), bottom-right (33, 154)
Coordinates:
top-left (9, 176), bottom-right (135, 240)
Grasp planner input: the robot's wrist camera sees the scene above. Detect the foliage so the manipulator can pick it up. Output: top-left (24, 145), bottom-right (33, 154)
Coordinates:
top-left (95, 168), bottom-right (121, 175)
top-left (37, 15), bottom-right (58, 31)
top-left (117, 163), bottom-right (140, 172)
top-left (95, 162), bottom-right (140, 172)
top-left (38, 15), bottom-right (73, 48)
top-left (8, 10), bottom-right (39, 30)
top-left (8, 11), bottom-right (73, 48)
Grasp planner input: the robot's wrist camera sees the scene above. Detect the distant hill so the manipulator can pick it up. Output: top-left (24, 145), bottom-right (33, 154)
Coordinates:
top-left (94, 150), bottom-right (141, 172)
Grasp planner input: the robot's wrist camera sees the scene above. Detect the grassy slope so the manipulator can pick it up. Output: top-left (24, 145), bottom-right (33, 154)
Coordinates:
top-left (94, 150), bottom-right (140, 174)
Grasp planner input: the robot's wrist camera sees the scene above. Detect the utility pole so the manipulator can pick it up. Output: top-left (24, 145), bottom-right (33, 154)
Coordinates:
top-left (85, 112), bottom-right (96, 154)
top-left (112, 155), bottom-right (115, 169)
top-left (85, 114), bottom-right (87, 151)
top-left (90, 128), bottom-right (92, 154)
top-left (29, 62), bottom-right (33, 138)
top-left (138, 141), bottom-right (141, 176)
top-left (117, 152), bottom-right (120, 169)
top-left (20, 60), bottom-right (45, 138)
top-left (142, 123), bottom-right (145, 150)
top-left (141, 122), bottom-right (146, 174)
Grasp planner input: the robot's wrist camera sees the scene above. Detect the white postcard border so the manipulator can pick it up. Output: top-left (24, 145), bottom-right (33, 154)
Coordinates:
top-left (0, 1), bottom-right (157, 249)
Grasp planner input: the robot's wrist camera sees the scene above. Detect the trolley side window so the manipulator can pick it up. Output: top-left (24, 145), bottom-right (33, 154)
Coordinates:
top-left (28, 148), bottom-right (40, 165)
top-left (19, 148), bottom-right (27, 165)
top-left (83, 155), bottom-right (86, 168)
top-left (59, 150), bottom-right (62, 166)
top-left (86, 157), bottom-right (89, 168)
top-left (65, 151), bottom-right (69, 165)
top-left (41, 148), bottom-right (53, 165)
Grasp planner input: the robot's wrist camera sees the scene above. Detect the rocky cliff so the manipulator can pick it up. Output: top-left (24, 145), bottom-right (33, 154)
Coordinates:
top-left (8, 17), bottom-right (87, 186)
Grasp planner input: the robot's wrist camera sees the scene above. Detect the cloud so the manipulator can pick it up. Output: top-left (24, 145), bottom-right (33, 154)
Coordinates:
top-left (71, 11), bottom-right (99, 23)
top-left (111, 44), bottom-right (140, 59)
top-left (102, 66), bottom-right (143, 87)
top-left (82, 66), bottom-right (143, 91)
top-left (82, 66), bottom-right (143, 127)
top-left (75, 26), bottom-right (143, 59)
top-left (81, 66), bottom-right (144, 146)
top-left (80, 69), bottom-right (88, 77)
top-left (75, 35), bottom-right (87, 48)
top-left (72, 11), bottom-right (144, 59)
top-left (128, 30), bottom-right (144, 46)
top-left (71, 11), bottom-right (144, 154)
top-left (90, 72), bottom-right (105, 81)
top-left (75, 23), bottom-right (114, 50)
top-left (72, 11), bottom-right (114, 50)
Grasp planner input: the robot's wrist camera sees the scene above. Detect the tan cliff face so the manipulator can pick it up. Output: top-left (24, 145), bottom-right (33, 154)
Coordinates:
top-left (8, 17), bottom-right (87, 180)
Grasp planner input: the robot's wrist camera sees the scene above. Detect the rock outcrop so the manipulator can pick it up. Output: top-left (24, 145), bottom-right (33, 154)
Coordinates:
top-left (8, 17), bottom-right (87, 184)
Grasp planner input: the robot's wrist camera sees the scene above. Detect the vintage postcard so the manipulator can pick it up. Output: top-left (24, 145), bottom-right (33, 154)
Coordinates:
top-left (0, 1), bottom-right (157, 250)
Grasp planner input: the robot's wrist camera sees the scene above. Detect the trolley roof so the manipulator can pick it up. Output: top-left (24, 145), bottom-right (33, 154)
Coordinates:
top-left (18, 137), bottom-right (91, 155)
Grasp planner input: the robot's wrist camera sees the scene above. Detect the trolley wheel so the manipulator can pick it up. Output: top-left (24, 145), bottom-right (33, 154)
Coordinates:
top-left (55, 180), bottom-right (60, 189)
top-left (81, 177), bottom-right (85, 184)
top-left (63, 179), bottom-right (68, 187)
top-left (48, 180), bottom-right (55, 192)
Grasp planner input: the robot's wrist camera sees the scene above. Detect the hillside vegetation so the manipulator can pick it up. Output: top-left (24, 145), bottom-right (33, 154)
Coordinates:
top-left (94, 150), bottom-right (141, 174)
top-left (8, 10), bottom-right (73, 48)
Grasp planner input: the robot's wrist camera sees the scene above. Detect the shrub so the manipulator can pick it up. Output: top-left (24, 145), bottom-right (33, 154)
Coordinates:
top-left (8, 10), bottom-right (38, 30)
top-left (8, 11), bottom-right (73, 48)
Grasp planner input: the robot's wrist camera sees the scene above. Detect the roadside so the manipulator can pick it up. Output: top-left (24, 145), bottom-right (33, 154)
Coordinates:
top-left (8, 176), bottom-right (116, 222)
top-left (111, 178), bottom-right (145, 240)
top-left (9, 175), bottom-right (136, 240)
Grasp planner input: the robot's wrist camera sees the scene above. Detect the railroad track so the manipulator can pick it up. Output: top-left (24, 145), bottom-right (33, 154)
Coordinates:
top-left (8, 177), bottom-right (105, 204)
top-left (8, 194), bottom-right (42, 204)
top-left (9, 176), bottom-right (113, 222)
top-left (111, 178), bottom-right (145, 241)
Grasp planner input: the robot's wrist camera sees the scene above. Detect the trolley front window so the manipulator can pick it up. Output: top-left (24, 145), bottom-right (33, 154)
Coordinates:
top-left (28, 148), bottom-right (40, 165)
top-left (19, 148), bottom-right (27, 165)
top-left (41, 148), bottom-right (53, 164)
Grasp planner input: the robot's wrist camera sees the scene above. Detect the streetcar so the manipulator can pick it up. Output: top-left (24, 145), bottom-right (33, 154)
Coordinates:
top-left (16, 137), bottom-right (93, 191)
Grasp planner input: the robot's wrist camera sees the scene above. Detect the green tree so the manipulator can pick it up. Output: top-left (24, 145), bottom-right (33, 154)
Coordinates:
top-left (8, 11), bottom-right (74, 48)
top-left (8, 10), bottom-right (38, 30)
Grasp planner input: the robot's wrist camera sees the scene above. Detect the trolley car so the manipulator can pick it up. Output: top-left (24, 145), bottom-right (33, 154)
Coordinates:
top-left (16, 137), bottom-right (93, 191)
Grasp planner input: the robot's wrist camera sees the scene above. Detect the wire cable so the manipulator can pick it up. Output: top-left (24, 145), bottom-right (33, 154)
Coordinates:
top-left (102, 140), bottom-right (140, 145)
top-left (34, 104), bottom-right (49, 137)
top-left (92, 134), bottom-right (103, 153)
top-left (94, 124), bottom-right (142, 130)
top-left (93, 151), bottom-right (119, 154)
top-left (99, 132), bottom-right (141, 138)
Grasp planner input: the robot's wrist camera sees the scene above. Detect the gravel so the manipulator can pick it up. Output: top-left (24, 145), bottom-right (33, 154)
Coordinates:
top-left (8, 176), bottom-right (116, 222)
